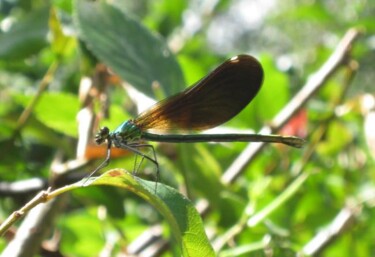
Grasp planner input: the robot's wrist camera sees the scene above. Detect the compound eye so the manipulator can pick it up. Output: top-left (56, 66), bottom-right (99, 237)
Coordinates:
top-left (95, 127), bottom-right (110, 144)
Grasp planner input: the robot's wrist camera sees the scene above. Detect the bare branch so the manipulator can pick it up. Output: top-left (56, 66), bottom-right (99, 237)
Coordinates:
top-left (221, 28), bottom-right (361, 184)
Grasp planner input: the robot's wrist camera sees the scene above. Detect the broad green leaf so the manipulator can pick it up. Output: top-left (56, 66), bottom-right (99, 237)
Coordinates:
top-left (13, 92), bottom-right (78, 137)
top-left (0, 7), bottom-right (49, 60)
top-left (73, 0), bottom-right (185, 97)
top-left (60, 212), bottom-right (103, 256)
top-left (12, 91), bottom-right (126, 143)
top-left (85, 169), bottom-right (215, 257)
top-left (47, 169), bottom-right (215, 256)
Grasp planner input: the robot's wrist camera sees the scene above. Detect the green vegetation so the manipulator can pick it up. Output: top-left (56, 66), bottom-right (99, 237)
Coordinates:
top-left (0, 0), bottom-right (374, 256)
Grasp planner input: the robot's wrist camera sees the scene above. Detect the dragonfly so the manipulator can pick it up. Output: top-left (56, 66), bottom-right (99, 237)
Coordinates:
top-left (91, 55), bottom-right (305, 181)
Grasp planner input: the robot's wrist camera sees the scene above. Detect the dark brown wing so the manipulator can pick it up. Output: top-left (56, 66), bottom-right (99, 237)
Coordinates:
top-left (134, 55), bottom-right (264, 132)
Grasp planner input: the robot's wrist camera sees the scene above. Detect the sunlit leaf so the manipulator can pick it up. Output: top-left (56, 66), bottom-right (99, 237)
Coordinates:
top-left (13, 92), bottom-right (78, 137)
top-left (87, 169), bottom-right (216, 257)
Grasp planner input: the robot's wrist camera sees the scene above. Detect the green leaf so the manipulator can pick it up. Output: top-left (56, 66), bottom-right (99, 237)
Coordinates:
top-left (317, 120), bottom-right (353, 155)
top-left (13, 92), bottom-right (78, 137)
top-left (49, 8), bottom-right (75, 56)
top-left (87, 169), bottom-right (215, 257)
top-left (0, 7), bottom-right (49, 60)
top-left (60, 211), bottom-right (104, 256)
top-left (73, 0), bottom-right (185, 97)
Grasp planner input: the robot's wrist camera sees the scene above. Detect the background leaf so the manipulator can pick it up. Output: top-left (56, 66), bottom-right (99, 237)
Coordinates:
top-left (73, 0), bottom-right (185, 97)
top-left (13, 92), bottom-right (79, 137)
top-left (0, 1), bottom-right (374, 256)
top-left (0, 7), bottom-right (49, 60)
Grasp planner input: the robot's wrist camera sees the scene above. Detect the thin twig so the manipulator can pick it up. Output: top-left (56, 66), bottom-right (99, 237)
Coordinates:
top-left (0, 182), bottom-right (82, 237)
top-left (1, 50), bottom-right (98, 257)
top-left (302, 200), bottom-right (361, 256)
top-left (14, 61), bottom-right (59, 135)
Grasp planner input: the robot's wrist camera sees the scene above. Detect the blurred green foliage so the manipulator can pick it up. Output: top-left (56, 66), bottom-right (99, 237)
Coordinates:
top-left (0, 0), bottom-right (374, 256)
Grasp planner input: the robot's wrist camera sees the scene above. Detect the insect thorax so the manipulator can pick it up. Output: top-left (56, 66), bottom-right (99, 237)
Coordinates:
top-left (111, 120), bottom-right (142, 144)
